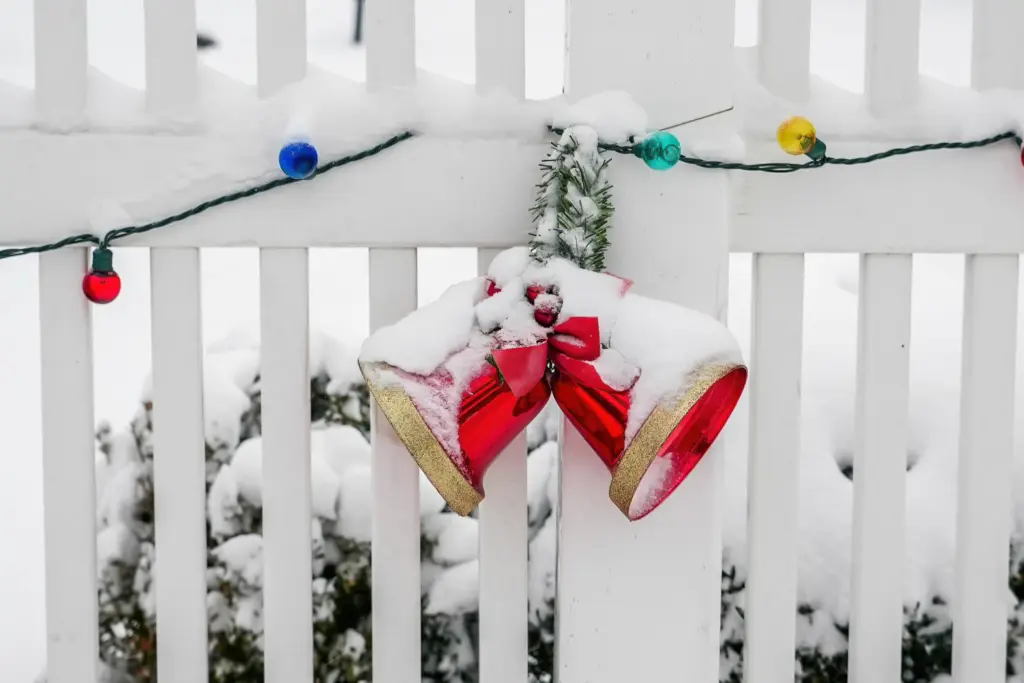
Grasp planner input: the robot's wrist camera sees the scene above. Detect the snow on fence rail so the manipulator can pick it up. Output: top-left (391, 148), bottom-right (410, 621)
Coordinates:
top-left (4, 0), bottom-right (1024, 682)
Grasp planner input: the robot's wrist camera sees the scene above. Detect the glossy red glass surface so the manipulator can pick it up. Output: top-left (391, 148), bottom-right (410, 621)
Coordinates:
top-left (630, 367), bottom-right (748, 520)
top-left (550, 371), bottom-right (631, 470)
top-left (82, 270), bottom-right (121, 304)
top-left (458, 366), bottom-right (550, 491)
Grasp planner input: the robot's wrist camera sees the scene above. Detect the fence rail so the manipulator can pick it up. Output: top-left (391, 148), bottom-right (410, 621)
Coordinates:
top-left (3, 0), bottom-right (1024, 682)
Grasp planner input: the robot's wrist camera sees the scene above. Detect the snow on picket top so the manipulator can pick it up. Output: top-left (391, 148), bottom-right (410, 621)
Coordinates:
top-left (0, 66), bottom-right (647, 139)
top-left (0, 77), bottom-right (653, 251)
top-left (0, 71), bottom-right (648, 159)
top-left (735, 49), bottom-right (1024, 141)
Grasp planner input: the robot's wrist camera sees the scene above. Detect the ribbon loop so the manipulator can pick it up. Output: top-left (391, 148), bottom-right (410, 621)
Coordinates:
top-left (492, 316), bottom-right (628, 399)
top-left (491, 343), bottom-right (548, 399)
top-left (548, 317), bottom-right (601, 360)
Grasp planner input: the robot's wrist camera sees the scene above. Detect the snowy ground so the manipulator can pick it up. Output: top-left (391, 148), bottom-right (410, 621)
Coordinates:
top-left (0, 0), bottom-right (1000, 679)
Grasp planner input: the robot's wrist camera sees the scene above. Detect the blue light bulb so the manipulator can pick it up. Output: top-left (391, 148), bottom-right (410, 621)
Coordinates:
top-left (634, 131), bottom-right (681, 171)
top-left (279, 141), bottom-right (319, 179)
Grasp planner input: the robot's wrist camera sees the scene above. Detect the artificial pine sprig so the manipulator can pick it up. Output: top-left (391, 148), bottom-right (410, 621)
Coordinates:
top-left (485, 354), bottom-right (506, 385)
top-left (529, 126), bottom-right (615, 272)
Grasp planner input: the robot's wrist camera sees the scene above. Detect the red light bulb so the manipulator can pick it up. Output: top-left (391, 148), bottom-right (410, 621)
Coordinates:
top-left (534, 309), bottom-right (556, 327)
top-left (525, 284), bottom-right (546, 302)
top-left (83, 247), bottom-right (121, 304)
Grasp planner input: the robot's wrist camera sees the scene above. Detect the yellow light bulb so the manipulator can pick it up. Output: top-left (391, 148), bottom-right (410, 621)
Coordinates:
top-left (777, 116), bottom-right (818, 156)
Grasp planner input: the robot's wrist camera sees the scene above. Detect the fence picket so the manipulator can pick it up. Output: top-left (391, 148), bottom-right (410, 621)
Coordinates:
top-left (758, 0), bottom-right (811, 101)
top-left (256, 0), bottom-right (307, 97)
top-left (473, 1), bottom-right (527, 671)
top-left (866, 0), bottom-right (921, 114)
top-left (477, 248), bottom-right (528, 683)
top-left (952, 254), bottom-right (1019, 683)
top-left (150, 248), bottom-right (208, 683)
top-left (475, 0), bottom-right (525, 97)
top-left (260, 248), bottom-right (314, 683)
top-left (144, 0), bottom-right (204, 673)
top-left (369, 248), bottom-right (421, 683)
top-left (33, 0), bottom-right (87, 126)
top-left (143, 0), bottom-right (197, 113)
top-left (849, 254), bottom-right (912, 683)
top-left (558, 0), bottom-right (733, 680)
top-left (745, 254), bottom-right (804, 683)
top-left (39, 249), bottom-right (98, 683)
top-left (367, 0), bottom-right (415, 89)
top-left (971, 0), bottom-right (1024, 90)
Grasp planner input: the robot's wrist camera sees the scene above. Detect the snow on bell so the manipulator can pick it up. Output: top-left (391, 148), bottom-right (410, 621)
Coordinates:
top-left (358, 248), bottom-right (748, 521)
top-left (358, 277), bottom-right (551, 516)
top-left (504, 251), bottom-right (747, 521)
top-left (560, 292), bottom-right (748, 521)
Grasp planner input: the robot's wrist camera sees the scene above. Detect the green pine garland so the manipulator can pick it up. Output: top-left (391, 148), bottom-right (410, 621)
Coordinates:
top-left (529, 127), bottom-right (615, 273)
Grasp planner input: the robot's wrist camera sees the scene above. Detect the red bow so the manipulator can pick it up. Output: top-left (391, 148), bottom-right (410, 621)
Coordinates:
top-left (491, 316), bottom-right (627, 398)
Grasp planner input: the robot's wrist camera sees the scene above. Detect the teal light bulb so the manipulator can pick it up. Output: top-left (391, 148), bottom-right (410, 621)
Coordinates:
top-left (635, 131), bottom-right (681, 170)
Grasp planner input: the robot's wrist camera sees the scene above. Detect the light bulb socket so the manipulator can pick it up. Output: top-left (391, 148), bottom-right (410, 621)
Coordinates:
top-left (807, 139), bottom-right (827, 161)
top-left (91, 247), bottom-right (114, 273)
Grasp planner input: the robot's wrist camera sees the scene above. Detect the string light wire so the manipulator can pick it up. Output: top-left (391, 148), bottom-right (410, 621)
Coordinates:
top-left (1, 127), bottom-right (1020, 262)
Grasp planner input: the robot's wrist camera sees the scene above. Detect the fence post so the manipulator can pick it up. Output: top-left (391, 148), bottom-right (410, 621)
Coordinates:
top-left (557, 2), bottom-right (735, 682)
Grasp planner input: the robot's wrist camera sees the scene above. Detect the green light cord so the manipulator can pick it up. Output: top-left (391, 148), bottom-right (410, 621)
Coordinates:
top-left (1, 127), bottom-right (1019, 262)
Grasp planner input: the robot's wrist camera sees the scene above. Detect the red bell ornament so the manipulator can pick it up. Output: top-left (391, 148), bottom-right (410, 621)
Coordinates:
top-left (359, 249), bottom-right (747, 520)
top-left (362, 358), bottom-right (550, 515)
top-left (553, 294), bottom-right (748, 520)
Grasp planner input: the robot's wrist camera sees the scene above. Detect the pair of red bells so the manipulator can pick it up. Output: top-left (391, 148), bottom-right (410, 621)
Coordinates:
top-left (360, 255), bottom-right (747, 521)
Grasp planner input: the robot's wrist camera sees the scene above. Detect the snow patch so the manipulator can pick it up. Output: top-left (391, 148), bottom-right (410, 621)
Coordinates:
top-left (736, 51), bottom-right (1024, 142)
top-left (202, 368), bottom-right (253, 451)
top-left (208, 465), bottom-right (243, 539)
top-left (309, 332), bottom-right (361, 391)
top-left (611, 293), bottom-right (744, 446)
top-left (97, 522), bottom-right (139, 574)
top-left (3, 68), bottom-right (649, 147)
top-left (313, 426), bottom-right (371, 479)
top-left (526, 441), bottom-right (559, 527)
top-left (426, 560), bottom-right (479, 615)
top-left (335, 465), bottom-right (373, 542)
top-left (214, 534), bottom-right (264, 588)
top-left (361, 278), bottom-right (488, 376)
top-left (97, 462), bottom-right (145, 529)
top-left (230, 435), bottom-right (341, 521)
top-left (208, 348), bottom-right (261, 393)
top-left (527, 514), bottom-right (557, 624)
top-left (475, 277), bottom-right (526, 333)
top-left (424, 514), bottom-right (480, 566)
top-left (551, 91), bottom-right (648, 144)
top-left (586, 347), bottom-right (640, 392)
top-left (486, 247), bottom-right (532, 288)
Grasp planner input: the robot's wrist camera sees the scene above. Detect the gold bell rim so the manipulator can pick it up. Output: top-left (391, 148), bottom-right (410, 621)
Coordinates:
top-left (361, 361), bottom-right (484, 517)
top-left (608, 363), bottom-right (748, 521)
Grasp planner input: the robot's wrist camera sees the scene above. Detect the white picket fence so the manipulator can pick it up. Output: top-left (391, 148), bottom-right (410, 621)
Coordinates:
top-left (3, 0), bottom-right (1024, 682)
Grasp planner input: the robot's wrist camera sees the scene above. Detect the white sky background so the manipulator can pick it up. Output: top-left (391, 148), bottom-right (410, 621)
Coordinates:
top-left (0, 0), bottom-right (977, 679)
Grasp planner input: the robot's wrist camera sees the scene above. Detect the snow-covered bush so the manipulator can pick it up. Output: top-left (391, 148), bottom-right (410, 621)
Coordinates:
top-left (718, 490), bottom-right (1024, 683)
top-left (91, 332), bottom-right (561, 683)
top-left (88, 326), bottom-right (1024, 683)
